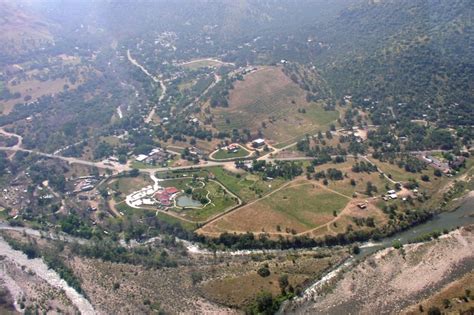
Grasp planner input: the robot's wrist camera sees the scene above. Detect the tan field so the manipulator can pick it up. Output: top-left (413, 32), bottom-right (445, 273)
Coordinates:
top-left (212, 66), bottom-right (339, 145)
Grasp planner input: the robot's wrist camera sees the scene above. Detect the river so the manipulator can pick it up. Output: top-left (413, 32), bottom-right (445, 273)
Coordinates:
top-left (360, 193), bottom-right (474, 255)
top-left (281, 193), bottom-right (474, 311)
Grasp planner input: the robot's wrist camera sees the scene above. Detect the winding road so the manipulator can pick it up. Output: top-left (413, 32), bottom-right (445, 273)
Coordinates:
top-left (127, 49), bottom-right (167, 123)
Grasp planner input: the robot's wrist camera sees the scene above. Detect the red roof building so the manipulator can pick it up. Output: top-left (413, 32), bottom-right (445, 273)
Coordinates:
top-left (164, 187), bottom-right (180, 195)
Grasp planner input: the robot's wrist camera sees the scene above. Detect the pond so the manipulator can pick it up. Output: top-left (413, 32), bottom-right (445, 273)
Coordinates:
top-left (176, 194), bottom-right (203, 208)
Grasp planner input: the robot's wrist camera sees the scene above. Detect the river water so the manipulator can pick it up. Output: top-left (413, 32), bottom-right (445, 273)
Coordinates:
top-left (360, 194), bottom-right (474, 255)
top-left (281, 194), bottom-right (474, 312)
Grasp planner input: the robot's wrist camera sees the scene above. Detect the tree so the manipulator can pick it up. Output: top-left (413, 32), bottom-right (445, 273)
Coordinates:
top-left (257, 266), bottom-right (271, 277)
top-left (427, 306), bottom-right (441, 315)
top-left (248, 292), bottom-right (279, 315)
top-left (129, 169), bottom-right (140, 177)
top-left (352, 245), bottom-right (361, 255)
top-left (278, 274), bottom-right (289, 292)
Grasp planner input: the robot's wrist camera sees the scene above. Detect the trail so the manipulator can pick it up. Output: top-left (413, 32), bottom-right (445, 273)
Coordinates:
top-left (0, 236), bottom-right (96, 314)
top-left (116, 106), bottom-right (123, 119)
top-left (0, 146), bottom-right (121, 171)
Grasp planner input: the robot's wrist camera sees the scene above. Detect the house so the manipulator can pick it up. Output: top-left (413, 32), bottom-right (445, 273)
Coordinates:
top-left (389, 193), bottom-right (398, 199)
top-left (227, 143), bottom-right (240, 153)
top-left (450, 156), bottom-right (466, 169)
top-left (252, 138), bottom-right (266, 148)
top-left (136, 154), bottom-right (148, 162)
top-left (357, 203), bottom-right (367, 209)
top-left (387, 190), bottom-right (396, 195)
top-left (164, 187), bottom-right (180, 195)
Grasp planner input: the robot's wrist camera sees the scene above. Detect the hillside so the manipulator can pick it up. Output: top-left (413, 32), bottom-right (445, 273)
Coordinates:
top-left (0, 1), bottom-right (54, 61)
top-left (286, 225), bottom-right (474, 314)
top-left (309, 0), bottom-right (473, 125)
top-left (212, 67), bottom-right (339, 145)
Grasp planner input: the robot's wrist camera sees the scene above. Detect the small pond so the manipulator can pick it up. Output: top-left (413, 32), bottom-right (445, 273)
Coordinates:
top-left (176, 195), bottom-right (203, 208)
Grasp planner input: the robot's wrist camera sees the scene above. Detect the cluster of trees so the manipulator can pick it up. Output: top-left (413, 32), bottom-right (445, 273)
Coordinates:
top-left (310, 168), bottom-right (344, 182)
top-left (352, 161), bottom-right (377, 173)
top-left (71, 239), bottom-right (179, 269)
top-left (250, 161), bottom-right (303, 180)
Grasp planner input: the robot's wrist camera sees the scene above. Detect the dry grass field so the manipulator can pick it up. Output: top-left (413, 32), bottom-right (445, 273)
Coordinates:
top-left (199, 250), bottom-right (345, 308)
top-left (0, 64), bottom-right (85, 114)
top-left (198, 178), bottom-right (350, 236)
top-left (107, 174), bottom-right (153, 197)
top-left (212, 67), bottom-right (339, 145)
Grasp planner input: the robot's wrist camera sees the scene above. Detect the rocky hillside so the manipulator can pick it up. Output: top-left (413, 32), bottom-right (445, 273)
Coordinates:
top-left (287, 225), bottom-right (474, 314)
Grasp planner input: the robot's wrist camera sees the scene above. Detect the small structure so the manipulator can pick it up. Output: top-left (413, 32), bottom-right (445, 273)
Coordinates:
top-left (226, 143), bottom-right (240, 153)
top-left (357, 203), bottom-right (367, 209)
top-left (389, 193), bottom-right (398, 199)
top-left (252, 138), bottom-right (265, 148)
top-left (164, 187), bottom-right (179, 195)
top-left (135, 154), bottom-right (148, 162)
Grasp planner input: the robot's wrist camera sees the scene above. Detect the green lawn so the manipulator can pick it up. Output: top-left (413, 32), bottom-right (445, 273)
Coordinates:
top-left (261, 184), bottom-right (348, 228)
top-left (108, 175), bottom-right (153, 195)
top-left (162, 177), bottom-right (239, 222)
top-left (115, 202), bottom-right (196, 231)
top-left (212, 147), bottom-right (251, 160)
top-left (156, 211), bottom-right (196, 231)
top-left (209, 167), bottom-right (287, 203)
top-left (177, 181), bottom-right (237, 222)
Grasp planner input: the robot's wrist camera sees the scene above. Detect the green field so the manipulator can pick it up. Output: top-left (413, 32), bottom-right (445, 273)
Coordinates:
top-left (211, 147), bottom-right (251, 160)
top-left (201, 180), bottom-right (350, 235)
top-left (209, 167), bottom-right (287, 203)
top-left (261, 184), bottom-right (348, 228)
top-left (162, 177), bottom-right (239, 222)
top-left (115, 202), bottom-right (196, 231)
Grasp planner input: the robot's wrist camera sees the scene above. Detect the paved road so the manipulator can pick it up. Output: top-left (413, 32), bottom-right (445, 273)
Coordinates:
top-left (0, 146), bottom-right (120, 171)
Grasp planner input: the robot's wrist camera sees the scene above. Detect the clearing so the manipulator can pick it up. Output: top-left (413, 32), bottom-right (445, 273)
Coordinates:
top-left (210, 145), bottom-right (252, 160)
top-left (212, 66), bottom-right (339, 145)
top-left (199, 178), bottom-right (350, 236)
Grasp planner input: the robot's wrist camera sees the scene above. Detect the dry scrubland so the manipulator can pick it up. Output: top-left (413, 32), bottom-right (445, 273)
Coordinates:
top-left (287, 226), bottom-right (474, 314)
top-left (199, 249), bottom-right (347, 309)
top-left (213, 67), bottom-right (339, 144)
top-left (71, 247), bottom-right (347, 313)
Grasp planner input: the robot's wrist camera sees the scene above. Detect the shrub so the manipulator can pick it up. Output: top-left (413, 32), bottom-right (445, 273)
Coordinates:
top-left (257, 266), bottom-right (271, 277)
